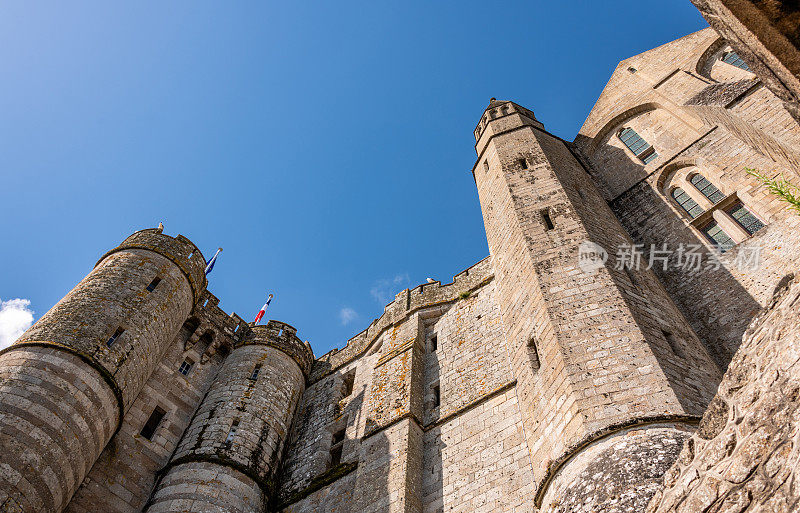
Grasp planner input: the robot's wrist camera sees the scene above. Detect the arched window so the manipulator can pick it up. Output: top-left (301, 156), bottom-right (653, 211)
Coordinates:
top-left (689, 174), bottom-right (725, 204)
top-left (721, 51), bottom-right (750, 71)
top-left (618, 127), bottom-right (658, 164)
top-left (727, 201), bottom-right (765, 235)
top-left (701, 221), bottom-right (734, 252)
top-left (671, 187), bottom-right (705, 219)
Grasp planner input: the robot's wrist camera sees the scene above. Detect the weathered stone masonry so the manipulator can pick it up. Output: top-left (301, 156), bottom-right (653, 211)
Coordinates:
top-left (2, 10), bottom-right (800, 513)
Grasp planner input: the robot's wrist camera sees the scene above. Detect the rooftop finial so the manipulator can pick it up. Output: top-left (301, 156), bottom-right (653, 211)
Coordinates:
top-left (490, 97), bottom-right (496, 103)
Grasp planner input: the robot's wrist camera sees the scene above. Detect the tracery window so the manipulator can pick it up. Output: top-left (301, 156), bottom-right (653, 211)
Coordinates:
top-left (671, 187), bottom-right (704, 219)
top-left (727, 201), bottom-right (765, 235)
top-left (701, 221), bottom-right (735, 252)
top-left (722, 51), bottom-right (750, 71)
top-left (690, 174), bottom-right (725, 204)
top-left (619, 127), bottom-right (658, 164)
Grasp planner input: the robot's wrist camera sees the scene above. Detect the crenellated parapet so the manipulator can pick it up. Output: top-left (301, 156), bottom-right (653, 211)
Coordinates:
top-left (311, 256), bottom-right (493, 382)
top-left (242, 322), bottom-right (315, 379)
top-left (97, 228), bottom-right (208, 304)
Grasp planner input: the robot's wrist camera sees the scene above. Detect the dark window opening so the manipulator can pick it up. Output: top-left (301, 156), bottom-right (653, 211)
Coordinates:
top-left (331, 427), bottom-right (346, 446)
top-left (624, 267), bottom-right (639, 289)
top-left (146, 277), bottom-right (161, 292)
top-left (662, 330), bottom-right (685, 359)
top-left (430, 335), bottom-right (438, 353)
top-left (341, 370), bottom-right (355, 398)
top-left (178, 358), bottom-right (194, 376)
top-left (484, 161), bottom-right (489, 173)
top-left (106, 327), bottom-right (125, 347)
top-left (518, 158), bottom-right (528, 170)
top-left (701, 221), bottom-right (734, 253)
top-left (250, 364), bottom-right (262, 381)
top-left (226, 419), bottom-right (240, 444)
top-left (722, 51), bottom-right (750, 71)
top-left (527, 337), bottom-right (541, 372)
top-left (329, 444), bottom-right (343, 468)
top-left (140, 407), bottom-right (166, 440)
top-left (541, 209), bottom-right (555, 231)
top-left (432, 385), bottom-right (441, 408)
top-left (619, 127), bottom-right (658, 164)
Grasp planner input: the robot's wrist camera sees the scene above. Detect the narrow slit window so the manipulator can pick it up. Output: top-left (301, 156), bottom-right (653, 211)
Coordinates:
top-left (329, 444), bottom-right (343, 468)
top-left (106, 327), bottom-right (124, 347)
top-left (430, 335), bottom-right (438, 353)
top-left (671, 187), bottom-right (705, 219)
top-left (483, 161), bottom-right (489, 173)
top-left (726, 202), bottom-right (765, 235)
top-left (619, 127), bottom-right (658, 164)
top-left (226, 419), bottom-right (240, 444)
top-left (662, 330), bottom-right (685, 359)
top-left (701, 221), bottom-right (735, 252)
top-left (690, 174), bottom-right (725, 204)
top-left (250, 364), bottom-right (262, 381)
top-left (341, 370), bottom-right (355, 398)
top-left (140, 407), bottom-right (166, 441)
top-left (146, 277), bottom-right (161, 292)
top-left (518, 157), bottom-right (528, 170)
top-left (432, 385), bottom-right (441, 408)
top-left (527, 337), bottom-right (541, 372)
top-left (624, 267), bottom-right (639, 288)
top-left (331, 427), bottom-right (346, 446)
top-left (178, 358), bottom-right (194, 376)
top-left (541, 209), bottom-right (555, 231)
top-left (722, 51), bottom-right (750, 71)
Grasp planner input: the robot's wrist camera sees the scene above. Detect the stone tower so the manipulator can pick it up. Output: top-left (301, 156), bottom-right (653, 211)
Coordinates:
top-left (146, 322), bottom-right (313, 512)
top-left (472, 99), bottom-right (722, 511)
top-left (0, 229), bottom-right (207, 512)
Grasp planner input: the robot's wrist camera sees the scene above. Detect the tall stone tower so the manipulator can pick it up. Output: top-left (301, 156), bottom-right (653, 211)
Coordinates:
top-left (0, 229), bottom-right (207, 513)
top-left (472, 99), bottom-right (722, 511)
top-left (145, 322), bottom-right (313, 512)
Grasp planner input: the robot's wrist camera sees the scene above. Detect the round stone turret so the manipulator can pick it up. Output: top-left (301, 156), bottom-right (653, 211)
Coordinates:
top-left (0, 228), bottom-right (206, 513)
top-left (145, 321), bottom-right (313, 513)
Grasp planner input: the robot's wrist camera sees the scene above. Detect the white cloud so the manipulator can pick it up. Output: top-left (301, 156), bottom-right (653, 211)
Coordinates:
top-left (339, 307), bottom-right (358, 326)
top-left (0, 298), bottom-right (34, 350)
top-left (370, 273), bottom-right (411, 304)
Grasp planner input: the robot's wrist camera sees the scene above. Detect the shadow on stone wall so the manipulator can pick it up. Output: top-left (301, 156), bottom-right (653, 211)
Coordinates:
top-left (577, 138), bottom-right (766, 372)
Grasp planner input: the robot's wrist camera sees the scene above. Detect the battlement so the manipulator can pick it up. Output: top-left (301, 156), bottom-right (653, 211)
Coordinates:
top-left (310, 256), bottom-right (493, 382)
top-left (473, 98), bottom-right (541, 142)
top-left (97, 228), bottom-right (209, 304)
top-left (243, 322), bottom-right (315, 378)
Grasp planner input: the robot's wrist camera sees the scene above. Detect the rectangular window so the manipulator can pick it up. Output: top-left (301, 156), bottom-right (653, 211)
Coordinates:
top-left (541, 209), bottom-right (555, 231)
top-left (430, 335), bottom-right (438, 353)
top-left (226, 419), bottom-right (240, 444)
top-left (146, 277), bottom-right (161, 292)
top-left (527, 337), bottom-right (541, 372)
top-left (140, 407), bottom-right (166, 440)
top-left (518, 157), bottom-right (528, 170)
top-left (250, 364), bottom-right (262, 381)
top-left (701, 221), bottom-right (734, 252)
top-left (178, 358), bottom-right (194, 376)
top-left (106, 327), bottom-right (125, 347)
top-left (727, 202), bottom-right (765, 235)
top-left (432, 385), bottom-right (440, 408)
top-left (619, 127), bottom-right (658, 164)
top-left (341, 370), bottom-right (355, 398)
top-left (329, 444), bottom-right (343, 468)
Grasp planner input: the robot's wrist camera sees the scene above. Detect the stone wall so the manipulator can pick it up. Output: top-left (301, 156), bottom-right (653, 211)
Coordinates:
top-left (647, 273), bottom-right (800, 512)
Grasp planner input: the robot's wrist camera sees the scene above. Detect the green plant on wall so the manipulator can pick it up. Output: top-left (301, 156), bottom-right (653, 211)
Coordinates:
top-left (747, 169), bottom-right (800, 215)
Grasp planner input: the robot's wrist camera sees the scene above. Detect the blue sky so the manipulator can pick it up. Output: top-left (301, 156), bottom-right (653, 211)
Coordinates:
top-left (0, 2), bottom-right (708, 355)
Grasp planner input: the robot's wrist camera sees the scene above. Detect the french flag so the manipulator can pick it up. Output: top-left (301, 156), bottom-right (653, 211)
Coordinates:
top-left (205, 248), bottom-right (222, 276)
top-left (254, 294), bottom-right (273, 324)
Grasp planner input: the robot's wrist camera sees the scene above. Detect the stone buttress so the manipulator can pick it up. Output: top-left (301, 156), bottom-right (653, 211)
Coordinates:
top-left (0, 228), bottom-right (206, 513)
top-left (144, 321), bottom-right (313, 513)
top-left (472, 100), bottom-right (722, 512)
